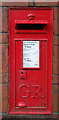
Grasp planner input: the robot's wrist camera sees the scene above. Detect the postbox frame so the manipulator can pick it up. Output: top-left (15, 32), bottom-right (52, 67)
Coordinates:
top-left (9, 7), bottom-right (53, 114)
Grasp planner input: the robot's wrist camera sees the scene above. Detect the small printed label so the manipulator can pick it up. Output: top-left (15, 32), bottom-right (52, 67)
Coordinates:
top-left (23, 41), bottom-right (39, 68)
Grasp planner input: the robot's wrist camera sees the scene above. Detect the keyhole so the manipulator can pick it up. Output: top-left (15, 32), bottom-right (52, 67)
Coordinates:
top-left (21, 71), bottom-right (23, 74)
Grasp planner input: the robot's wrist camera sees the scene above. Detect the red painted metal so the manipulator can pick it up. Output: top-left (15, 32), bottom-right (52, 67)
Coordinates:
top-left (9, 7), bottom-right (53, 114)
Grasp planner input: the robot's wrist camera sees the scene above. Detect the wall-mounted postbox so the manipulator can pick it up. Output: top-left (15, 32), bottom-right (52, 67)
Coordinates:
top-left (9, 7), bottom-right (53, 114)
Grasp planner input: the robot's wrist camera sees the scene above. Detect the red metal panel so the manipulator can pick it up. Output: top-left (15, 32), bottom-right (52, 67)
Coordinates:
top-left (16, 40), bottom-right (47, 107)
top-left (9, 7), bottom-right (53, 114)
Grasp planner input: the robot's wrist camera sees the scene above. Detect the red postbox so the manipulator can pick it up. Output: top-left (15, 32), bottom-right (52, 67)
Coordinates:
top-left (9, 7), bottom-right (53, 114)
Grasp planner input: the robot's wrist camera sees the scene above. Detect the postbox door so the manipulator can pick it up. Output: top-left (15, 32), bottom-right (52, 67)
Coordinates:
top-left (15, 40), bottom-right (47, 109)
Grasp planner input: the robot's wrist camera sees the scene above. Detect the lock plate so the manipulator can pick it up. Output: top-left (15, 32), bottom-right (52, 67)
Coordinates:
top-left (20, 70), bottom-right (26, 79)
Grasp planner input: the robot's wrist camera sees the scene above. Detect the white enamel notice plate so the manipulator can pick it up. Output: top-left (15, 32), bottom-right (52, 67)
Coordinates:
top-left (23, 41), bottom-right (40, 68)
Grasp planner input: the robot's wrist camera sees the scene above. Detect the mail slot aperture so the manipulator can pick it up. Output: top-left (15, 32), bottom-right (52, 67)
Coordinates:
top-left (9, 7), bottom-right (53, 115)
top-left (15, 24), bottom-right (48, 33)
